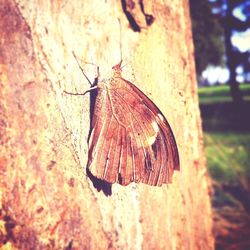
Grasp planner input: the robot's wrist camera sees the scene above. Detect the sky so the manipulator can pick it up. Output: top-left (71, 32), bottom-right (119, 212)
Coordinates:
top-left (232, 29), bottom-right (250, 53)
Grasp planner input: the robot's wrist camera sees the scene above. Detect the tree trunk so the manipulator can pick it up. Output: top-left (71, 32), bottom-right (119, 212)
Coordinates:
top-left (0, 0), bottom-right (214, 249)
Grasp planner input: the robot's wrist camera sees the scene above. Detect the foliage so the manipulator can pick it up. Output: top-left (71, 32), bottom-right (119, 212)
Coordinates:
top-left (189, 0), bottom-right (225, 77)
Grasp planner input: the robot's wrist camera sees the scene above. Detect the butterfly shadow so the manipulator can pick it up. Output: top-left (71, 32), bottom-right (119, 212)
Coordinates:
top-left (86, 168), bottom-right (112, 196)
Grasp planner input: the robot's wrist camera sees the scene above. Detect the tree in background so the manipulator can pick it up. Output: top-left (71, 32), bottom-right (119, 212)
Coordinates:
top-left (190, 0), bottom-right (250, 103)
top-left (189, 0), bottom-right (225, 82)
top-left (212, 0), bottom-right (250, 103)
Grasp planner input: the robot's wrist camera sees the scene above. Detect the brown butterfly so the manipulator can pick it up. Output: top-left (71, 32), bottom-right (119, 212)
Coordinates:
top-left (65, 54), bottom-right (180, 186)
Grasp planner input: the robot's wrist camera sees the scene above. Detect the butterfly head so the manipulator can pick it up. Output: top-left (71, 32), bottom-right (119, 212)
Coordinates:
top-left (112, 60), bottom-right (123, 77)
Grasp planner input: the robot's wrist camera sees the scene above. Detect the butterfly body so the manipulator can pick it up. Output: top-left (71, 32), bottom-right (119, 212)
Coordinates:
top-left (87, 61), bottom-right (180, 186)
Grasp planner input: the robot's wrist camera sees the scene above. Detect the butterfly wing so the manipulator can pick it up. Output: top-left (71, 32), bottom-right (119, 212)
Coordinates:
top-left (87, 78), bottom-right (179, 186)
top-left (120, 78), bottom-right (180, 184)
top-left (87, 84), bottom-right (139, 185)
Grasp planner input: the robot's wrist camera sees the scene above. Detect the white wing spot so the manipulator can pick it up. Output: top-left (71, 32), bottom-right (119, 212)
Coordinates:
top-left (152, 120), bottom-right (159, 133)
top-left (145, 121), bottom-right (159, 146)
top-left (157, 114), bottom-right (164, 122)
top-left (147, 135), bottom-right (157, 146)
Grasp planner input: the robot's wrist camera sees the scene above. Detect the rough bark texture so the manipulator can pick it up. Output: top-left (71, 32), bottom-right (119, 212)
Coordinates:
top-left (0, 0), bottom-right (214, 249)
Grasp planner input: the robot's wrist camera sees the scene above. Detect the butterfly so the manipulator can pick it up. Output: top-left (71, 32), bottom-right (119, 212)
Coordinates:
top-left (65, 54), bottom-right (180, 186)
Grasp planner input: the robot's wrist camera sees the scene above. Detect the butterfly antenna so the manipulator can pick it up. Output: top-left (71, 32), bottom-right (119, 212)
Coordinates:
top-left (118, 18), bottom-right (123, 64)
top-left (72, 51), bottom-right (92, 86)
top-left (121, 63), bottom-right (128, 69)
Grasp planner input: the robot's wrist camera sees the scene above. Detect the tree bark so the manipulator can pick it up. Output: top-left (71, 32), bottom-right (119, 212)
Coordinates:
top-left (0, 0), bottom-right (214, 249)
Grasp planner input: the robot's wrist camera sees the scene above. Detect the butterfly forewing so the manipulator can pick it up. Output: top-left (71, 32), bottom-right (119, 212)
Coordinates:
top-left (87, 64), bottom-right (179, 186)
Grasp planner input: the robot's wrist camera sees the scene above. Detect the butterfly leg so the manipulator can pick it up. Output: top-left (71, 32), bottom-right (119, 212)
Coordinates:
top-left (63, 86), bottom-right (98, 96)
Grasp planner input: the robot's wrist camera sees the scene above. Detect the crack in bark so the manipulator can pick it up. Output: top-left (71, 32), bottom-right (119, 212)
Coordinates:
top-left (121, 0), bottom-right (155, 32)
top-left (139, 0), bottom-right (155, 26)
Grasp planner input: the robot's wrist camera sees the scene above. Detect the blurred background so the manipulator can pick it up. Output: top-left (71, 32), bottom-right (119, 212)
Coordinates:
top-left (189, 0), bottom-right (250, 249)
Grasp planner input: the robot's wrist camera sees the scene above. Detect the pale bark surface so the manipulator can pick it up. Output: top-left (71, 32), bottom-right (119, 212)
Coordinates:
top-left (0, 0), bottom-right (214, 249)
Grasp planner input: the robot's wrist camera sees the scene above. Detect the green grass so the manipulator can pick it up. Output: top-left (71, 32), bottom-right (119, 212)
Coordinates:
top-left (199, 84), bottom-right (250, 104)
top-left (199, 84), bottom-right (250, 249)
top-left (204, 132), bottom-right (250, 183)
top-left (198, 84), bottom-right (250, 206)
